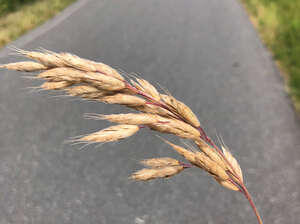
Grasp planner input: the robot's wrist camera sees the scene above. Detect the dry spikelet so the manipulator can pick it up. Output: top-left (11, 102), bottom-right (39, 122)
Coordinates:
top-left (38, 67), bottom-right (125, 91)
top-left (92, 62), bottom-right (124, 81)
top-left (55, 53), bottom-right (124, 80)
top-left (0, 62), bottom-right (47, 72)
top-left (99, 94), bottom-right (146, 106)
top-left (214, 177), bottom-right (239, 191)
top-left (161, 94), bottom-right (200, 127)
top-left (134, 78), bottom-right (160, 101)
top-left (162, 139), bottom-right (229, 182)
top-left (76, 124), bottom-right (139, 143)
top-left (16, 49), bottom-right (65, 67)
top-left (41, 81), bottom-right (72, 90)
top-left (161, 139), bottom-right (196, 163)
top-left (141, 157), bottom-right (181, 168)
top-left (133, 104), bottom-right (172, 117)
top-left (195, 139), bottom-right (227, 170)
top-left (37, 67), bottom-right (83, 82)
top-left (149, 117), bottom-right (200, 139)
top-left (130, 165), bottom-right (184, 181)
top-left (82, 72), bottom-right (126, 91)
top-left (194, 152), bottom-right (229, 181)
top-left (56, 52), bottom-right (98, 71)
top-left (95, 113), bottom-right (160, 125)
top-left (221, 145), bottom-right (243, 182)
top-left (66, 85), bottom-right (102, 95)
top-left (65, 86), bottom-right (111, 100)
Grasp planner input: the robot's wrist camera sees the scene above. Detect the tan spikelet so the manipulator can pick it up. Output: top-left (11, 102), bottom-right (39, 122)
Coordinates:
top-left (54, 52), bottom-right (98, 71)
top-left (100, 94), bottom-right (146, 106)
top-left (130, 165), bottom-right (184, 181)
top-left (41, 81), bottom-right (72, 90)
top-left (76, 125), bottom-right (139, 143)
top-left (214, 177), bottom-right (239, 191)
top-left (135, 78), bottom-right (160, 101)
top-left (133, 104), bottom-right (172, 117)
top-left (195, 139), bottom-right (227, 170)
top-left (38, 68), bottom-right (125, 91)
top-left (194, 152), bottom-right (229, 181)
top-left (161, 139), bottom-right (196, 163)
top-left (92, 62), bottom-right (124, 81)
top-left (160, 94), bottom-right (200, 127)
top-left (141, 157), bottom-right (181, 168)
top-left (66, 85), bottom-right (104, 96)
top-left (149, 117), bottom-right (200, 139)
top-left (0, 62), bottom-right (47, 72)
top-left (37, 67), bottom-right (84, 82)
top-left (16, 49), bottom-right (65, 67)
top-left (94, 113), bottom-right (160, 125)
top-left (221, 146), bottom-right (243, 182)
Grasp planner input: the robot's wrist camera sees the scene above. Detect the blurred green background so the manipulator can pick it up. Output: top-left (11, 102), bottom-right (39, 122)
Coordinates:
top-left (242, 0), bottom-right (300, 112)
top-left (0, 0), bottom-right (76, 47)
top-left (0, 0), bottom-right (37, 14)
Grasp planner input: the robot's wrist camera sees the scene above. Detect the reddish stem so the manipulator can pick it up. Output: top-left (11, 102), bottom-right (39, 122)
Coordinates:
top-left (240, 184), bottom-right (263, 224)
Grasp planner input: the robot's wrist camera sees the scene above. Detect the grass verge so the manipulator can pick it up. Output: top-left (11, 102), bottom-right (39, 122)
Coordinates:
top-left (0, 0), bottom-right (76, 48)
top-left (241, 0), bottom-right (300, 112)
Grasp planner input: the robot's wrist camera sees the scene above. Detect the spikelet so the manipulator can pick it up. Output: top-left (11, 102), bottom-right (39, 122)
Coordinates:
top-left (41, 81), bottom-right (72, 90)
top-left (194, 152), bottom-right (229, 181)
top-left (195, 139), bottom-right (227, 170)
top-left (130, 165), bottom-right (184, 181)
top-left (214, 177), bottom-right (239, 191)
top-left (141, 157), bottom-right (181, 168)
top-left (161, 139), bottom-right (196, 163)
top-left (75, 125), bottom-right (139, 143)
top-left (15, 49), bottom-right (65, 67)
top-left (133, 104), bottom-right (172, 117)
top-left (221, 146), bottom-right (243, 182)
top-left (38, 68), bottom-right (125, 91)
top-left (99, 94), bottom-right (146, 106)
top-left (93, 113), bottom-right (160, 125)
top-left (161, 94), bottom-right (200, 127)
top-left (37, 67), bottom-right (82, 82)
top-left (66, 85), bottom-right (108, 97)
top-left (0, 62), bottom-right (47, 72)
top-left (149, 117), bottom-right (200, 139)
top-left (92, 62), bottom-right (124, 81)
top-left (133, 78), bottom-right (161, 101)
top-left (162, 139), bottom-right (229, 183)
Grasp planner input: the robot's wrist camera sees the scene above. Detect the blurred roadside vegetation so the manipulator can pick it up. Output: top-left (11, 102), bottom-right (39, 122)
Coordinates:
top-left (0, 0), bottom-right (76, 47)
top-left (242, 0), bottom-right (300, 112)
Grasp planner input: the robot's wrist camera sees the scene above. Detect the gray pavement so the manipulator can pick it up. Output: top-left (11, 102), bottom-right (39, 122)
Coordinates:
top-left (0, 0), bottom-right (300, 223)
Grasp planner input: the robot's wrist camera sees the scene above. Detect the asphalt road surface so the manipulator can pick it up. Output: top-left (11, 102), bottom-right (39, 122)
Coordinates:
top-left (0, 0), bottom-right (300, 223)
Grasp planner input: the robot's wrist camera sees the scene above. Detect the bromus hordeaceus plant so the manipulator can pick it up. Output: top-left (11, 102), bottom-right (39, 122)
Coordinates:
top-left (1, 48), bottom-right (263, 224)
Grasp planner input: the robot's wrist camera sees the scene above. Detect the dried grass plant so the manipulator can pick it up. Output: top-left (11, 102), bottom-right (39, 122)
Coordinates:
top-left (1, 48), bottom-right (263, 224)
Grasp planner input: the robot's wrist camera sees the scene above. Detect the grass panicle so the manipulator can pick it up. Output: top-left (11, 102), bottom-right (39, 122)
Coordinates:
top-left (0, 48), bottom-right (263, 224)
